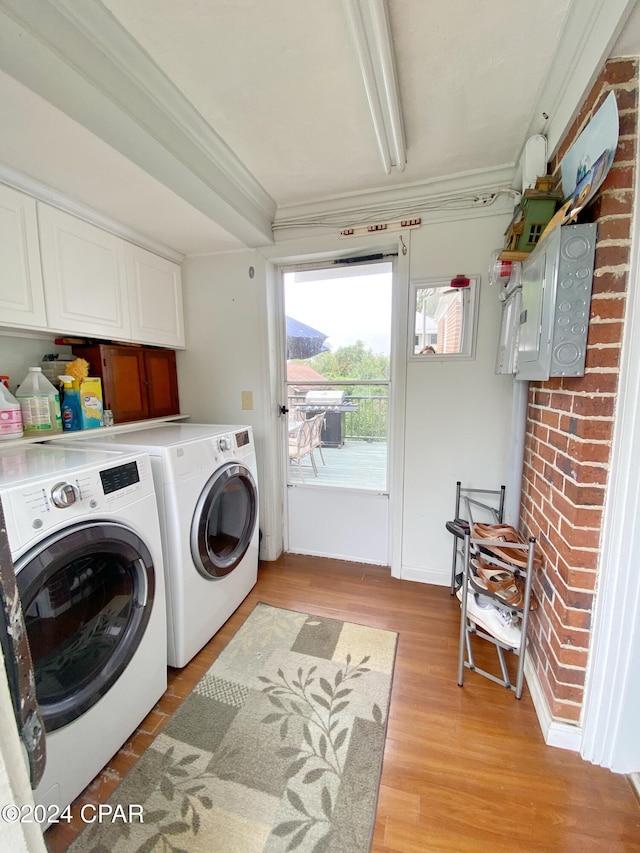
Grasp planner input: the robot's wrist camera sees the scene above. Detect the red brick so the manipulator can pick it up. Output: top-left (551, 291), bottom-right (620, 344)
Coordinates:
top-left (541, 409), bottom-right (560, 429)
top-left (585, 346), bottom-right (620, 369)
top-left (614, 87), bottom-right (639, 112)
top-left (568, 372), bottom-right (619, 395)
top-left (543, 462), bottom-right (564, 490)
top-left (552, 595), bottom-right (592, 631)
top-left (589, 189), bottom-right (635, 219)
top-left (532, 422), bottom-right (550, 443)
top-left (586, 321), bottom-right (624, 345)
top-left (551, 680), bottom-right (585, 704)
top-left (600, 164), bottom-right (635, 193)
top-left (551, 699), bottom-right (582, 723)
top-left (592, 270), bottom-right (628, 295)
top-left (549, 392), bottom-right (573, 412)
top-left (566, 436), bottom-right (612, 464)
top-left (594, 243), bottom-right (631, 268)
top-left (541, 498), bottom-right (561, 533)
top-left (559, 520), bottom-right (602, 551)
top-left (589, 294), bottom-right (627, 319)
top-left (544, 606), bottom-right (575, 650)
top-left (549, 527), bottom-right (600, 569)
top-left (565, 416), bottom-right (614, 442)
top-left (596, 217), bottom-right (631, 242)
top-left (619, 110), bottom-right (639, 137)
top-left (555, 489), bottom-right (605, 527)
top-left (559, 585), bottom-right (596, 613)
top-left (613, 137), bottom-right (637, 163)
top-left (533, 389), bottom-right (551, 407)
top-left (602, 58), bottom-right (638, 85)
top-left (556, 452), bottom-right (578, 478)
top-left (564, 472), bottom-right (605, 507)
top-left (572, 461), bottom-right (609, 486)
top-left (539, 441), bottom-right (555, 464)
top-left (571, 395), bottom-right (615, 418)
top-left (553, 664), bottom-right (587, 687)
top-left (548, 632), bottom-right (588, 668)
top-left (548, 429), bottom-right (569, 452)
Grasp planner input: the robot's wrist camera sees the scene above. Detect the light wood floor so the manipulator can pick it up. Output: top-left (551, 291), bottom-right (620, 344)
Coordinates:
top-left (46, 554), bottom-right (640, 852)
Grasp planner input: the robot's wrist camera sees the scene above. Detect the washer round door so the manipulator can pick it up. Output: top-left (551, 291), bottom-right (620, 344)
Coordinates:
top-left (15, 521), bottom-right (156, 732)
top-left (191, 462), bottom-right (258, 579)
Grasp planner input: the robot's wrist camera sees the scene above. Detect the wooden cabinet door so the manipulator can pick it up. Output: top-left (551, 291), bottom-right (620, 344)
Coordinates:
top-left (38, 204), bottom-right (131, 339)
top-left (73, 344), bottom-right (180, 424)
top-left (126, 244), bottom-right (185, 349)
top-left (75, 344), bottom-right (148, 423)
top-left (144, 349), bottom-right (180, 418)
top-left (0, 185), bottom-right (47, 329)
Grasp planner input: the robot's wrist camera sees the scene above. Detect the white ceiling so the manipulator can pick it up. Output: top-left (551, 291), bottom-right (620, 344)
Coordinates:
top-left (0, 0), bottom-right (637, 257)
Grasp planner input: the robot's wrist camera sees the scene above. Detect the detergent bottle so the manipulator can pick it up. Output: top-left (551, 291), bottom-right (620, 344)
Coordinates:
top-left (15, 367), bottom-right (63, 435)
top-left (0, 382), bottom-right (23, 440)
top-left (59, 375), bottom-right (82, 432)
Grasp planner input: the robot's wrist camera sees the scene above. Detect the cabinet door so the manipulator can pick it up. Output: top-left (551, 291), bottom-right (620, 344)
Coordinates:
top-left (144, 349), bottom-right (180, 418)
top-left (0, 185), bottom-right (47, 329)
top-left (75, 344), bottom-right (149, 424)
top-left (38, 204), bottom-right (131, 339)
top-left (125, 244), bottom-right (185, 348)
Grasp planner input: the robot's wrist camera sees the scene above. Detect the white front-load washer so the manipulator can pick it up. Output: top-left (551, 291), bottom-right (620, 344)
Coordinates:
top-left (58, 423), bottom-right (259, 667)
top-left (0, 443), bottom-right (167, 818)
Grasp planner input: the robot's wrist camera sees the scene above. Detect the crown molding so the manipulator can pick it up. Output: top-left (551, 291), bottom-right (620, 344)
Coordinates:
top-left (524, 0), bottom-right (638, 159)
top-left (273, 164), bottom-right (517, 232)
top-left (0, 164), bottom-right (185, 263)
top-left (0, 0), bottom-right (276, 248)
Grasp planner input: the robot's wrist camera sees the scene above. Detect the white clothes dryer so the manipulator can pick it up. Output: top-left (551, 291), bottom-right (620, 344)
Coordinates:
top-left (58, 424), bottom-right (259, 667)
top-left (0, 443), bottom-right (167, 820)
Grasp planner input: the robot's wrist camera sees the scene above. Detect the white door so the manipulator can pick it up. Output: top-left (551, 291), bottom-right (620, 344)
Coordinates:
top-left (282, 260), bottom-right (393, 565)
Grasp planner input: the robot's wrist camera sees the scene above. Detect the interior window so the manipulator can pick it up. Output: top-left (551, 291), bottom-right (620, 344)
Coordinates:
top-left (409, 276), bottom-right (479, 360)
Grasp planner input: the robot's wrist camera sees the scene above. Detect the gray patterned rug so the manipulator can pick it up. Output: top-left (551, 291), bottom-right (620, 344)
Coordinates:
top-left (66, 602), bottom-right (397, 853)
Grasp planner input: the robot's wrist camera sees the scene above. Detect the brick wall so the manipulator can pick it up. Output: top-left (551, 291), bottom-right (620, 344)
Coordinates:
top-left (520, 58), bottom-right (638, 724)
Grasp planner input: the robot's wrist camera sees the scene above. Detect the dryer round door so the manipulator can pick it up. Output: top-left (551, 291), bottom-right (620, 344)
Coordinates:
top-left (15, 521), bottom-right (156, 732)
top-left (191, 462), bottom-right (258, 579)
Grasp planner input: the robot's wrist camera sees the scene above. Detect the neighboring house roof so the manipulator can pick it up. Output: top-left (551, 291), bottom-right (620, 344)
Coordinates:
top-left (286, 363), bottom-right (327, 392)
top-left (286, 363), bottom-right (326, 382)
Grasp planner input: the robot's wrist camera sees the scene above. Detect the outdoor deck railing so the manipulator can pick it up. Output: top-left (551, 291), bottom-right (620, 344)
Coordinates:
top-left (288, 394), bottom-right (388, 442)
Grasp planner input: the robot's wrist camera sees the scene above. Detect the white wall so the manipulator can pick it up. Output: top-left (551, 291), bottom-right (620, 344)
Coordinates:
top-left (401, 213), bottom-right (515, 584)
top-left (0, 334), bottom-right (72, 394)
top-left (179, 209), bottom-right (515, 583)
top-left (176, 249), bottom-right (283, 561)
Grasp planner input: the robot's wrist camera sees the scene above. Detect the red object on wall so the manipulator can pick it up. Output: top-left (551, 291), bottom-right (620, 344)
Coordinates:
top-left (450, 273), bottom-right (470, 288)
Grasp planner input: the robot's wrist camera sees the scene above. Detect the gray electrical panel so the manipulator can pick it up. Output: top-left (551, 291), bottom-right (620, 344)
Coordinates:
top-left (516, 222), bottom-right (597, 381)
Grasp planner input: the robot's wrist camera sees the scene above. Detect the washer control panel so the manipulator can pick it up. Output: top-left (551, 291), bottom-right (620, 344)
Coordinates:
top-left (1, 452), bottom-right (154, 551)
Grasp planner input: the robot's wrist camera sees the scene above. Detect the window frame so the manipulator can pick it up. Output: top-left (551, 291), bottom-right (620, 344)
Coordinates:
top-left (408, 275), bottom-right (480, 362)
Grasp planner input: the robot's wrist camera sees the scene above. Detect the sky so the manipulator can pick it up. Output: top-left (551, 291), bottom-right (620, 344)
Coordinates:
top-left (284, 267), bottom-right (392, 356)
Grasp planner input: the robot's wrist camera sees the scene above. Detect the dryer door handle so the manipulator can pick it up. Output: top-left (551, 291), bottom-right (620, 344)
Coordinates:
top-left (133, 558), bottom-right (149, 608)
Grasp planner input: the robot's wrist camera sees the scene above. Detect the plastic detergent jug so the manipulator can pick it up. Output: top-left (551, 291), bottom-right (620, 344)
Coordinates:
top-left (0, 383), bottom-right (23, 440)
top-left (59, 375), bottom-right (81, 432)
top-left (15, 367), bottom-right (63, 435)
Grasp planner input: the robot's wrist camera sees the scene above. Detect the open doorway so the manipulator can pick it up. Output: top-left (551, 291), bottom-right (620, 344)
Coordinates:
top-left (281, 260), bottom-right (393, 563)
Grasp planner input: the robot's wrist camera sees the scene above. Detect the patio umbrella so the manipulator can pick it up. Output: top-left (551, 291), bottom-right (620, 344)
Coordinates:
top-left (285, 316), bottom-right (329, 360)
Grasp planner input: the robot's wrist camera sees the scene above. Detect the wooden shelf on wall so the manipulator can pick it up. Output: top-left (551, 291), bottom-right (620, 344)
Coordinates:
top-left (499, 250), bottom-right (530, 262)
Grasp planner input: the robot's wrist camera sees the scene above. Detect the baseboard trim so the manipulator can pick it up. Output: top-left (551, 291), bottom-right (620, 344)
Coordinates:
top-left (400, 565), bottom-right (448, 585)
top-left (524, 656), bottom-right (582, 752)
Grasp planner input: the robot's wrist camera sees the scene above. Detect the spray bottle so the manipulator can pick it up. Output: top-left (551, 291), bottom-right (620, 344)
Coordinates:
top-left (59, 376), bottom-right (82, 432)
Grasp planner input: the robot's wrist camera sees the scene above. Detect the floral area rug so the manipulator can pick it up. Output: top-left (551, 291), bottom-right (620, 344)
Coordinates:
top-left (67, 602), bottom-right (398, 853)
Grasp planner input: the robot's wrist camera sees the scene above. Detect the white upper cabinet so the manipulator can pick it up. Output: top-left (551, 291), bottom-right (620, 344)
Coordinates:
top-left (37, 204), bottom-right (131, 340)
top-left (0, 185), bottom-right (47, 330)
top-left (125, 244), bottom-right (185, 348)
